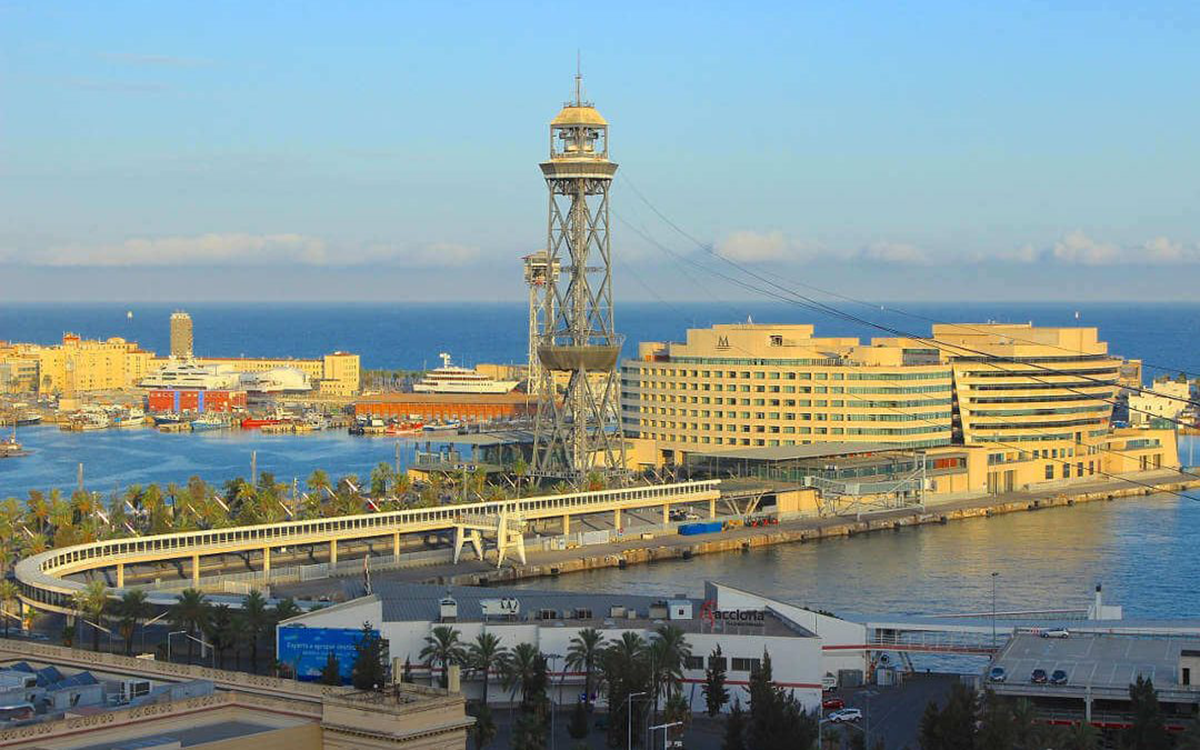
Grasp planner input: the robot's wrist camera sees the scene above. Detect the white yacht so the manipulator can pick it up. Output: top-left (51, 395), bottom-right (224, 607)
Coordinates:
top-left (412, 353), bottom-right (519, 394)
top-left (140, 359), bottom-right (240, 390)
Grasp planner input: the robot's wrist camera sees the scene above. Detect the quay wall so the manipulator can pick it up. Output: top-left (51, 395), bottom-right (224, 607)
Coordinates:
top-left (421, 474), bottom-right (1200, 589)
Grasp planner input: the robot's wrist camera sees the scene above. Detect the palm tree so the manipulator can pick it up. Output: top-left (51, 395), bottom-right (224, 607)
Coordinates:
top-left (78, 580), bottom-right (110, 652)
top-left (420, 625), bottom-right (466, 688)
top-left (116, 589), bottom-right (149, 656)
top-left (467, 632), bottom-right (509, 704)
top-left (0, 581), bottom-right (19, 637)
top-left (169, 588), bottom-right (209, 663)
top-left (566, 627), bottom-right (606, 708)
top-left (243, 590), bottom-right (269, 673)
top-left (502, 642), bottom-right (545, 707)
top-left (652, 624), bottom-right (691, 695)
top-left (204, 604), bottom-right (235, 668)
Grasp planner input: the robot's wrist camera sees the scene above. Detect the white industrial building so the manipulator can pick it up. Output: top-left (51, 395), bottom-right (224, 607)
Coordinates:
top-left (277, 580), bottom-right (869, 713)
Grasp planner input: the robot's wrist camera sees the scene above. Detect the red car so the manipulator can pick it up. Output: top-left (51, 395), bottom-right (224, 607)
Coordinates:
top-left (822, 697), bottom-right (845, 711)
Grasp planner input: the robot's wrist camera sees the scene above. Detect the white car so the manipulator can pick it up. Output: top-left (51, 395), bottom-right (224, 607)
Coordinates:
top-left (828, 708), bottom-right (862, 723)
top-left (1041, 628), bottom-right (1070, 639)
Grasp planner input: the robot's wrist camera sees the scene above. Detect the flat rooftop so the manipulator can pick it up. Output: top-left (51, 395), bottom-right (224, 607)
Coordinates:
top-left (357, 393), bottom-right (533, 404)
top-left (343, 581), bottom-right (813, 638)
top-left (993, 633), bottom-right (1200, 700)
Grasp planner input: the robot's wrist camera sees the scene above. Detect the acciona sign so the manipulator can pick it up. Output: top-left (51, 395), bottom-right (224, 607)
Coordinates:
top-left (699, 600), bottom-right (765, 627)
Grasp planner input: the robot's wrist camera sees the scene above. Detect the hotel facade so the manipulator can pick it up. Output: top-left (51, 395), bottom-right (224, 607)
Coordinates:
top-left (621, 322), bottom-right (1175, 492)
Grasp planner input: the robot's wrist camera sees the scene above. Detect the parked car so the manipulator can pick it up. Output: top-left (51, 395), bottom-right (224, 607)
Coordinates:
top-left (988, 666), bottom-right (1007, 683)
top-left (828, 708), bottom-right (863, 724)
top-left (1041, 628), bottom-right (1070, 639)
top-left (822, 697), bottom-right (845, 711)
top-left (1050, 669), bottom-right (1069, 685)
top-left (1031, 668), bottom-right (1048, 684)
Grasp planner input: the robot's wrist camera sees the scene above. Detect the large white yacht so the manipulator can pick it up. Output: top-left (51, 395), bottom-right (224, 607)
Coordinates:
top-left (140, 359), bottom-right (240, 390)
top-left (412, 353), bottom-right (519, 394)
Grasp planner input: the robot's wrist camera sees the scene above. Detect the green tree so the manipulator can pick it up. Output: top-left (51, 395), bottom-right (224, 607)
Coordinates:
top-left (919, 682), bottom-right (978, 750)
top-left (370, 462), bottom-right (393, 498)
top-left (470, 702), bottom-right (498, 749)
top-left (320, 651), bottom-right (342, 685)
top-left (1125, 676), bottom-right (1171, 750)
top-left (203, 604), bottom-right (235, 668)
top-left (467, 632), bottom-right (508, 704)
top-left (723, 698), bottom-right (747, 750)
top-left (242, 590), bottom-right (270, 673)
top-left (567, 700), bottom-right (589, 740)
top-left (565, 627), bottom-right (605, 709)
top-left (510, 649), bottom-right (549, 750)
top-left (703, 644), bottom-right (729, 717)
top-left (976, 688), bottom-right (1014, 750)
top-left (746, 650), bottom-right (817, 750)
top-left (116, 589), bottom-right (149, 656)
top-left (0, 580), bottom-right (19, 638)
top-left (351, 622), bottom-right (387, 690)
top-left (421, 625), bottom-right (466, 689)
top-left (651, 623), bottom-right (692, 715)
top-left (1062, 721), bottom-right (1100, 750)
top-left (169, 588), bottom-right (209, 663)
top-left (77, 580), bottom-right (110, 652)
top-left (503, 642), bottom-right (546, 707)
top-left (598, 632), bottom-right (651, 748)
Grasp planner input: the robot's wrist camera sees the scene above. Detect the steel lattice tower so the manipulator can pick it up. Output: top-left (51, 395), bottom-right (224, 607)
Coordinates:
top-left (522, 251), bottom-right (558, 397)
top-left (531, 74), bottom-right (626, 481)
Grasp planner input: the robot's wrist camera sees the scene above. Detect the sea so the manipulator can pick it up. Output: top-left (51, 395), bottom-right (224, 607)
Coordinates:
top-left (1, 301), bottom-right (1198, 624)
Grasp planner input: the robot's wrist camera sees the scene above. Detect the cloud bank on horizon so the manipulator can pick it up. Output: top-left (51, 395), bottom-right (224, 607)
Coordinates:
top-left (714, 229), bottom-right (1200, 266)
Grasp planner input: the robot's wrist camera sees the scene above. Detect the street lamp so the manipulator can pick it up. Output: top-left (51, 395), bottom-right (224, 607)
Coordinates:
top-left (627, 691), bottom-right (647, 750)
top-left (544, 653), bottom-right (563, 750)
top-left (649, 721), bottom-right (682, 750)
top-left (991, 572), bottom-right (999, 650)
top-left (167, 630), bottom-right (214, 666)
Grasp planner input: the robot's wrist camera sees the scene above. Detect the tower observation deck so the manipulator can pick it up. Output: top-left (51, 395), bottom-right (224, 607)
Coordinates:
top-left (531, 73), bottom-right (626, 481)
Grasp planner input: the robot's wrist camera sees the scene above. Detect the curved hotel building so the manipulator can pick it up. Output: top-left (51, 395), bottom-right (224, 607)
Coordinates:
top-left (621, 322), bottom-right (1172, 491)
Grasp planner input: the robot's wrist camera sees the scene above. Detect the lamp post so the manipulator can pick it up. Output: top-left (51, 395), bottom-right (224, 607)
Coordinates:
top-left (649, 721), bottom-right (682, 750)
top-left (167, 630), bottom-right (186, 663)
top-left (627, 691), bottom-right (646, 750)
top-left (544, 652), bottom-right (563, 750)
top-left (991, 572), bottom-right (999, 650)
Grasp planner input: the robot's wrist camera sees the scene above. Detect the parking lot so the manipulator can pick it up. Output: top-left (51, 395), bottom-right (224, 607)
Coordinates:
top-left (992, 632), bottom-right (1185, 690)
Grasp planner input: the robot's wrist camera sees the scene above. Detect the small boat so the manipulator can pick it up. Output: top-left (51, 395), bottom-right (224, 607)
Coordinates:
top-left (112, 407), bottom-right (146, 428)
top-left (241, 408), bottom-right (289, 429)
top-left (153, 412), bottom-right (183, 427)
top-left (190, 415), bottom-right (226, 432)
top-left (0, 434), bottom-right (27, 458)
top-left (423, 420), bottom-right (462, 432)
top-left (303, 413), bottom-right (330, 431)
top-left (14, 412), bottom-right (41, 427)
top-left (386, 420), bottom-right (425, 436)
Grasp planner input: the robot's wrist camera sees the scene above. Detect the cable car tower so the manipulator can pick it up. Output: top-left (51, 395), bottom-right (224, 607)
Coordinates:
top-left (531, 72), bottom-right (626, 481)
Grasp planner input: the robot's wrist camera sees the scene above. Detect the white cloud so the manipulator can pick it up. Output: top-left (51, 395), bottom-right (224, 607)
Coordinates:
top-left (861, 241), bottom-right (929, 264)
top-left (1050, 230), bottom-right (1121, 265)
top-left (30, 234), bottom-right (481, 268)
top-left (715, 230), bottom-right (791, 262)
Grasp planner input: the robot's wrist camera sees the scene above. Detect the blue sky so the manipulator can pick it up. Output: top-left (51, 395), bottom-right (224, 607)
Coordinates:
top-left (1, 2), bottom-right (1198, 302)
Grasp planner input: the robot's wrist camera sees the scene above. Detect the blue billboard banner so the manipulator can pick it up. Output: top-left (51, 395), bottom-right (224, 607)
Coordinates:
top-left (277, 626), bottom-right (380, 683)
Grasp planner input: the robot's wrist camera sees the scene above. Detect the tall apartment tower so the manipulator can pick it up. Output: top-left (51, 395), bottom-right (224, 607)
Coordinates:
top-left (531, 74), bottom-right (626, 481)
top-left (169, 311), bottom-right (194, 359)
top-left (523, 251), bottom-right (559, 397)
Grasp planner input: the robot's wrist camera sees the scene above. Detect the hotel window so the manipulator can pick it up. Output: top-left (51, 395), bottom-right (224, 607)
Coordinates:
top-left (785, 413), bottom-right (795, 420)
top-left (731, 657), bottom-right (761, 672)
top-left (1062, 463), bottom-right (1070, 479)
top-left (785, 372), bottom-right (796, 380)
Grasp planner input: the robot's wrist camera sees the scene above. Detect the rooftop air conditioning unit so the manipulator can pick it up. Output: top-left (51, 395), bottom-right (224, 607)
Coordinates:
top-left (439, 595), bottom-right (458, 622)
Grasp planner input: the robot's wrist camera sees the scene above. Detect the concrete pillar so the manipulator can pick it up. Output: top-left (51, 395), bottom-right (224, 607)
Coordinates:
top-left (662, 504), bottom-right (670, 525)
top-left (116, 563), bottom-right (124, 588)
top-left (709, 497), bottom-right (717, 519)
top-left (613, 508), bottom-right (622, 531)
top-left (562, 514), bottom-right (571, 535)
top-left (191, 554), bottom-right (200, 587)
top-left (263, 547), bottom-right (271, 576)
top-left (393, 531), bottom-right (401, 559)
top-left (330, 539), bottom-right (338, 565)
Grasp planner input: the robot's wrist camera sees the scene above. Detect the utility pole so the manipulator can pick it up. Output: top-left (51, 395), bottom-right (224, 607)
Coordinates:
top-left (77, 462), bottom-right (84, 493)
top-left (250, 450), bottom-right (257, 485)
top-left (992, 571), bottom-right (999, 650)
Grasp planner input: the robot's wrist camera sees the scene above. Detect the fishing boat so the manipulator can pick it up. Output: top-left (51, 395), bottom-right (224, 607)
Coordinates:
top-left (153, 412), bottom-right (183, 427)
top-left (240, 408), bottom-right (289, 429)
top-left (423, 419), bottom-right (463, 432)
top-left (190, 414), bottom-right (226, 432)
top-left (0, 433), bottom-right (27, 458)
top-left (385, 420), bottom-right (425, 436)
top-left (112, 407), bottom-right (146, 428)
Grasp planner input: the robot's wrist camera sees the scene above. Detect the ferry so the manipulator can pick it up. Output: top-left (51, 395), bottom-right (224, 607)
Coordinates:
top-left (412, 353), bottom-right (519, 394)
